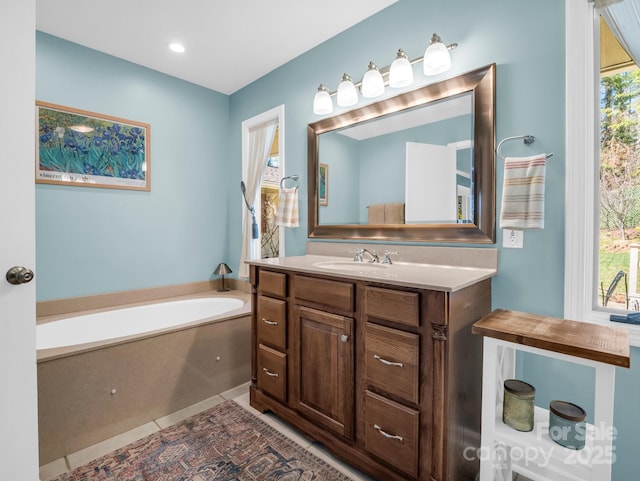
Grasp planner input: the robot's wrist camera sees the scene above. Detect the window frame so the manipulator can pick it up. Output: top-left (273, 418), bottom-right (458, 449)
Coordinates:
top-left (564, 0), bottom-right (640, 346)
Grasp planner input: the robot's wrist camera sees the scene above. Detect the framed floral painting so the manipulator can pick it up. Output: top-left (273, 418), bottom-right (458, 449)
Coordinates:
top-left (36, 101), bottom-right (150, 191)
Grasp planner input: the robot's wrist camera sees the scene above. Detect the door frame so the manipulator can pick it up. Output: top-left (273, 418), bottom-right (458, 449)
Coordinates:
top-left (241, 104), bottom-right (286, 257)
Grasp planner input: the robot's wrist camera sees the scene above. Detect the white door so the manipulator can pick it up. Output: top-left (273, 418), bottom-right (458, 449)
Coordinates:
top-left (0, 1), bottom-right (40, 478)
top-left (405, 142), bottom-right (456, 223)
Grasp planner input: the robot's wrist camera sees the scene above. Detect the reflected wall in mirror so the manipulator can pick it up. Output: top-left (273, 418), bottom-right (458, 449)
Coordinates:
top-left (308, 63), bottom-right (496, 243)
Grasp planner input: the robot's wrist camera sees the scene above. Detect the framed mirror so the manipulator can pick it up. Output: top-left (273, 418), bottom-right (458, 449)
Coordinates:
top-left (307, 63), bottom-right (496, 243)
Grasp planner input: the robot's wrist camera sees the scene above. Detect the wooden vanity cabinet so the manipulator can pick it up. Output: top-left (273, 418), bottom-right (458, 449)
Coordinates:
top-left (249, 264), bottom-right (491, 481)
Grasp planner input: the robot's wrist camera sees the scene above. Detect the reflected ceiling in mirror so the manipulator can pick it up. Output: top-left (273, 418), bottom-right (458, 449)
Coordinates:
top-left (307, 63), bottom-right (496, 243)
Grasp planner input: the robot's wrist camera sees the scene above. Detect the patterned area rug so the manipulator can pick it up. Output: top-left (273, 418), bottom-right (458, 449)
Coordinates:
top-left (51, 400), bottom-right (353, 481)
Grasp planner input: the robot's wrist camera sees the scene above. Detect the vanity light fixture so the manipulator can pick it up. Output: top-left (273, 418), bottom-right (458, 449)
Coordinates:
top-left (336, 73), bottom-right (358, 107)
top-left (313, 84), bottom-right (334, 114)
top-left (423, 33), bottom-right (452, 75)
top-left (312, 33), bottom-right (457, 114)
top-left (389, 49), bottom-right (413, 88)
top-left (361, 62), bottom-right (385, 98)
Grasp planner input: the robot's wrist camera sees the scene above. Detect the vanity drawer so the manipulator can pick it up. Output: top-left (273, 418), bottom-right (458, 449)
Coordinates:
top-left (257, 344), bottom-right (287, 403)
top-left (294, 275), bottom-right (354, 312)
top-left (259, 270), bottom-right (287, 298)
top-left (364, 286), bottom-right (420, 327)
top-left (364, 322), bottom-right (419, 404)
top-left (257, 296), bottom-right (287, 350)
top-left (364, 391), bottom-right (419, 478)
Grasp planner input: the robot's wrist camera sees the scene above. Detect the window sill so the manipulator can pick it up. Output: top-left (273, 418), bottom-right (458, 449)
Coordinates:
top-left (585, 309), bottom-right (640, 348)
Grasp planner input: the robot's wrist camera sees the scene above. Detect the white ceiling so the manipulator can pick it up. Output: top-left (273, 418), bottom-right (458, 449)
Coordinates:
top-left (36, 0), bottom-right (397, 95)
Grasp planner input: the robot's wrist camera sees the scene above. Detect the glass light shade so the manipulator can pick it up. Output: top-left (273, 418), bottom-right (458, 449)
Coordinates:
top-left (423, 34), bottom-right (451, 76)
top-left (361, 62), bottom-right (385, 98)
top-left (337, 74), bottom-right (358, 107)
top-left (313, 85), bottom-right (333, 115)
top-left (389, 49), bottom-right (413, 88)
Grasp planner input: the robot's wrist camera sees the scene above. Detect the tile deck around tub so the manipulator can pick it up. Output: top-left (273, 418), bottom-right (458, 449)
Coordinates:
top-left (39, 381), bottom-right (376, 481)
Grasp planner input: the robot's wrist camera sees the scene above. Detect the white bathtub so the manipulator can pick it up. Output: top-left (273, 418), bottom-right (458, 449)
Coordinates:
top-left (37, 296), bottom-right (246, 350)
top-left (37, 293), bottom-right (251, 463)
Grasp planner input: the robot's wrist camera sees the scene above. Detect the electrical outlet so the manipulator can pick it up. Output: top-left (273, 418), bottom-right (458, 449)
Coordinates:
top-left (503, 229), bottom-right (524, 248)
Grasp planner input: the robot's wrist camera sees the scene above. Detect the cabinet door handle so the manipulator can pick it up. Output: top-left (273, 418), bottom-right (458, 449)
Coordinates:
top-left (373, 354), bottom-right (404, 368)
top-left (262, 368), bottom-right (279, 378)
top-left (373, 424), bottom-right (404, 442)
top-left (262, 318), bottom-right (278, 326)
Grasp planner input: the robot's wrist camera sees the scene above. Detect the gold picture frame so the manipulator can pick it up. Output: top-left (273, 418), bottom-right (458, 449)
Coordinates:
top-left (36, 101), bottom-right (151, 191)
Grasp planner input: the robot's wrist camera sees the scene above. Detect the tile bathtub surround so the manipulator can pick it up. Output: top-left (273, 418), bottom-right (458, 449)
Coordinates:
top-left (37, 314), bottom-right (251, 464)
top-left (40, 383), bottom-right (374, 481)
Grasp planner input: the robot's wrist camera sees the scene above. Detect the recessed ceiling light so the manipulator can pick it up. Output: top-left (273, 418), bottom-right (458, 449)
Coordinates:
top-left (168, 42), bottom-right (185, 54)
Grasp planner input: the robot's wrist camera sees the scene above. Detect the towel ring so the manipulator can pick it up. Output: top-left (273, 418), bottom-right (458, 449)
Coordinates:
top-left (279, 174), bottom-right (299, 190)
top-left (497, 135), bottom-right (554, 160)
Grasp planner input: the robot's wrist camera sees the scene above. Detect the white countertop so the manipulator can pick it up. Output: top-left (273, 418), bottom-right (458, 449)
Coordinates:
top-left (248, 254), bottom-right (497, 292)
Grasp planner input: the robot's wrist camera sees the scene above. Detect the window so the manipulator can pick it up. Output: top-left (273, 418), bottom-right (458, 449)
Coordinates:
top-left (565, 0), bottom-right (640, 345)
top-left (260, 129), bottom-right (281, 259)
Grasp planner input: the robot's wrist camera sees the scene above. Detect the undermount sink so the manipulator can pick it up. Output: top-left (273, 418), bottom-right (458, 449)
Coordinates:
top-left (313, 260), bottom-right (390, 271)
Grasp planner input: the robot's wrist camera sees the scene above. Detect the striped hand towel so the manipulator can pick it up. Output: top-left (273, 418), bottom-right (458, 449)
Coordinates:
top-left (500, 154), bottom-right (547, 230)
top-left (276, 187), bottom-right (299, 227)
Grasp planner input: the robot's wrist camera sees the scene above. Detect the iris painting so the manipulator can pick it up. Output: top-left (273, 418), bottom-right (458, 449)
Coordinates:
top-left (36, 102), bottom-right (150, 191)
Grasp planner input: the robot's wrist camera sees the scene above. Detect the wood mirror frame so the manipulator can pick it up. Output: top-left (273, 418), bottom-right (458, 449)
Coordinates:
top-left (307, 63), bottom-right (496, 243)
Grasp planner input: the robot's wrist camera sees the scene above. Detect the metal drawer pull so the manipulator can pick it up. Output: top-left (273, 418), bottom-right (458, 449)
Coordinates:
top-left (262, 318), bottom-right (278, 326)
top-left (373, 424), bottom-right (404, 442)
top-left (373, 354), bottom-right (404, 368)
top-left (262, 368), bottom-right (279, 378)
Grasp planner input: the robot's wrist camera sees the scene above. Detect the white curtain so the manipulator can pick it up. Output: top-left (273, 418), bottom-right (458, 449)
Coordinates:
top-left (596, 0), bottom-right (640, 66)
top-left (238, 121), bottom-right (277, 278)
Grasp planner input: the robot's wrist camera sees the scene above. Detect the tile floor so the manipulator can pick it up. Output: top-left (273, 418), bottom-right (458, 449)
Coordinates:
top-left (39, 382), bottom-right (533, 481)
top-left (39, 381), bottom-right (375, 481)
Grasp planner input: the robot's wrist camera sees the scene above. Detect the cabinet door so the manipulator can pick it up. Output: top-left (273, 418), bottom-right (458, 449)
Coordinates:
top-left (294, 306), bottom-right (354, 439)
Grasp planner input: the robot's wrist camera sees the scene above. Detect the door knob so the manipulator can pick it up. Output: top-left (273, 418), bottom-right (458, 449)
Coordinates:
top-left (6, 266), bottom-right (34, 285)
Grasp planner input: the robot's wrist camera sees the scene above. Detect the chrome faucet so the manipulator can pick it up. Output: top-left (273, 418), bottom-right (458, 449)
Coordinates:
top-left (361, 248), bottom-right (379, 263)
top-left (381, 250), bottom-right (398, 264)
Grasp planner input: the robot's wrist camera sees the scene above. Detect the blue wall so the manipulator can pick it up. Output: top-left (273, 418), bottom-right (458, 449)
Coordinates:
top-left (317, 132), bottom-right (360, 224)
top-left (35, 32), bottom-right (229, 300)
top-left (35, 0), bottom-right (640, 477)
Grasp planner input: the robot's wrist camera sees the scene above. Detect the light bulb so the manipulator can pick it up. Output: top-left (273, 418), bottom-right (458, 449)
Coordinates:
top-left (423, 33), bottom-right (451, 76)
top-left (389, 49), bottom-right (413, 88)
top-left (313, 84), bottom-right (333, 115)
top-left (337, 73), bottom-right (358, 107)
top-left (361, 62), bottom-right (385, 98)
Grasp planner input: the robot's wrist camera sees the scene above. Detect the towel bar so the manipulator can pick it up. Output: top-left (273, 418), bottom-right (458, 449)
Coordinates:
top-left (279, 174), bottom-right (299, 190)
top-left (497, 135), bottom-right (554, 160)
